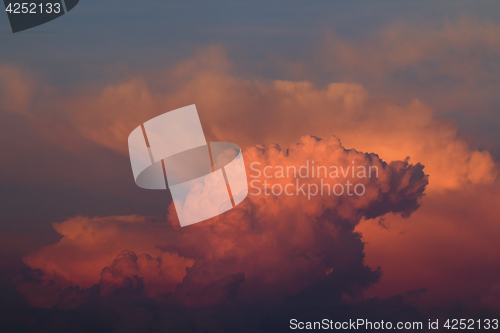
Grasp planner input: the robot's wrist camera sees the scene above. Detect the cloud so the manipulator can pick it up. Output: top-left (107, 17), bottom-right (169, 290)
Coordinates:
top-left (3, 46), bottom-right (496, 316)
top-left (1, 41), bottom-right (498, 328)
top-left (99, 250), bottom-right (186, 298)
top-left (1, 45), bottom-right (496, 194)
top-left (18, 135), bottom-right (427, 309)
top-left (21, 215), bottom-right (193, 307)
top-left (57, 47), bottom-right (498, 191)
top-left (323, 18), bottom-right (500, 76)
top-left (309, 17), bottom-right (500, 159)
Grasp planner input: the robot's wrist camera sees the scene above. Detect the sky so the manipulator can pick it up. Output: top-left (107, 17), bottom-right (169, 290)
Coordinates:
top-left (1, 1), bottom-right (500, 332)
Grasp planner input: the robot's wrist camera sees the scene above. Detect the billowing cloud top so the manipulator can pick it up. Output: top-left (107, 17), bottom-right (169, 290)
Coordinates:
top-left (20, 135), bottom-right (427, 308)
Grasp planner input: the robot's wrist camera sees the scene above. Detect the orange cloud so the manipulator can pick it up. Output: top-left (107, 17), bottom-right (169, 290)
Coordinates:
top-left (18, 136), bottom-right (427, 308)
top-left (67, 72), bottom-right (497, 191)
top-left (2, 46), bottom-right (496, 192)
top-left (21, 215), bottom-right (193, 307)
top-left (2, 44), bottom-right (498, 314)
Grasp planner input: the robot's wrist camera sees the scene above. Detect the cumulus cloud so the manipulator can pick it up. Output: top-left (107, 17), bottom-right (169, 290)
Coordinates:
top-left (49, 47), bottom-right (496, 191)
top-left (18, 135), bottom-right (427, 309)
top-left (1, 41), bottom-right (498, 326)
top-left (21, 215), bottom-right (193, 307)
top-left (1, 46), bottom-right (496, 193)
top-left (7, 46), bottom-right (497, 313)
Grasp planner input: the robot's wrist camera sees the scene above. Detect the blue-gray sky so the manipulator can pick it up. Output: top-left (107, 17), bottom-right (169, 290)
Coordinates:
top-left (2, 0), bottom-right (500, 82)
